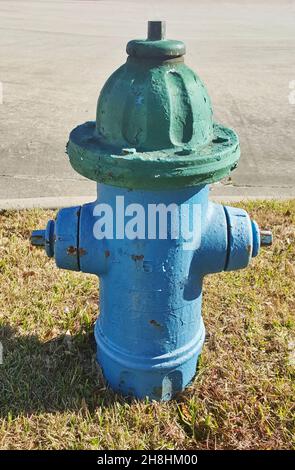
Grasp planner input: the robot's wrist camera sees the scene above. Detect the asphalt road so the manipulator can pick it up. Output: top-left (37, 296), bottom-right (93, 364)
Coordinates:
top-left (0, 0), bottom-right (294, 207)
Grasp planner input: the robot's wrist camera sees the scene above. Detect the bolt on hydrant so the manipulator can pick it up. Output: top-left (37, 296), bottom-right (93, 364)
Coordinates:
top-left (31, 22), bottom-right (272, 401)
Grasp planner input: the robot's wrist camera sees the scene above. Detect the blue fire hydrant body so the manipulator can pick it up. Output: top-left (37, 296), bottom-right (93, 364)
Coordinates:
top-left (31, 22), bottom-right (271, 401)
top-left (34, 183), bottom-right (261, 400)
top-left (94, 184), bottom-right (261, 400)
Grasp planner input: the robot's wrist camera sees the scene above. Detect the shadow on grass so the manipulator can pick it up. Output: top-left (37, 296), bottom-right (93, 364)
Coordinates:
top-left (0, 324), bottom-right (127, 417)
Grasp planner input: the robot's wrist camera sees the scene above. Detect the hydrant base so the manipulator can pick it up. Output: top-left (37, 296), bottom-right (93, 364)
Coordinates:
top-left (95, 317), bottom-right (205, 401)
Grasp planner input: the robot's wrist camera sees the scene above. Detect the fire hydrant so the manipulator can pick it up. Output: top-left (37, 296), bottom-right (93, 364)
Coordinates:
top-left (31, 22), bottom-right (272, 401)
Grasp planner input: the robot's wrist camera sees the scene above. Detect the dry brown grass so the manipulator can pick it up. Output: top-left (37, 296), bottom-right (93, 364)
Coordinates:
top-left (0, 200), bottom-right (294, 449)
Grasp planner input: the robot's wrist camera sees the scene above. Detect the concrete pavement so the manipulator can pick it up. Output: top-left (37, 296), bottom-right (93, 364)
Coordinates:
top-left (0, 0), bottom-right (295, 208)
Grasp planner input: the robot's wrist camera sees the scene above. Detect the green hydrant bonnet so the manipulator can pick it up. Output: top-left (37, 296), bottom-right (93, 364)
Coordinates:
top-left (67, 25), bottom-right (240, 190)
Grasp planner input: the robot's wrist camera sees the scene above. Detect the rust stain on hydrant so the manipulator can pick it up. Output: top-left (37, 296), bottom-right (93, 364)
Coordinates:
top-left (67, 246), bottom-right (87, 256)
top-left (131, 254), bottom-right (144, 261)
top-left (149, 319), bottom-right (162, 329)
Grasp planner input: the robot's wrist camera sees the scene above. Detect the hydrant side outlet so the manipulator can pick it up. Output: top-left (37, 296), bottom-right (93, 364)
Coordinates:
top-left (31, 22), bottom-right (272, 401)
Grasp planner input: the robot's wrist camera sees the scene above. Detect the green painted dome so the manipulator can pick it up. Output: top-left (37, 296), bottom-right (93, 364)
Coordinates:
top-left (95, 56), bottom-right (214, 152)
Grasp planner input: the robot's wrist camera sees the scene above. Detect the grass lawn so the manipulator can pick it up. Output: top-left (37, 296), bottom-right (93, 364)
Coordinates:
top-left (0, 200), bottom-right (294, 450)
